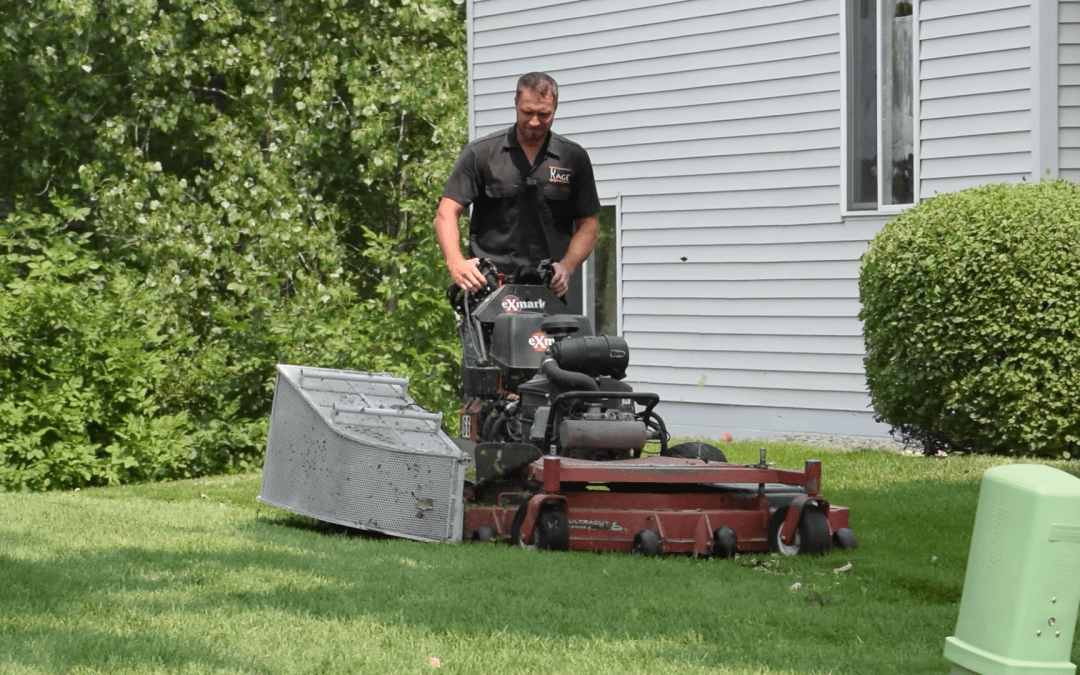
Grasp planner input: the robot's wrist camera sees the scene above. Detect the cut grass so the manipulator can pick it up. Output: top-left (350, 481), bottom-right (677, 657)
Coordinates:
top-left (2, 442), bottom-right (1078, 674)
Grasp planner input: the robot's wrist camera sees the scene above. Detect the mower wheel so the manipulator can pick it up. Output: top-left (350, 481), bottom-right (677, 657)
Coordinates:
top-left (712, 526), bottom-right (738, 559)
top-left (510, 503), bottom-right (530, 547)
top-left (470, 526), bottom-right (496, 543)
top-left (767, 505), bottom-right (832, 556)
top-left (833, 528), bottom-right (858, 550)
top-left (632, 529), bottom-right (662, 556)
top-left (534, 506), bottom-right (570, 551)
top-left (662, 442), bottom-right (727, 463)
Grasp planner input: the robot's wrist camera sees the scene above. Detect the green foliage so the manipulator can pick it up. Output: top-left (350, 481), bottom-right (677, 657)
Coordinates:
top-left (0, 0), bottom-right (467, 490)
top-left (0, 207), bottom-right (183, 489)
top-left (860, 179), bottom-right (1080, 458)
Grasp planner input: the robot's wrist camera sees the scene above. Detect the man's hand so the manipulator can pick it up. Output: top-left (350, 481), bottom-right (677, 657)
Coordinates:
top-left (434, 197), bottom-right (489, 292)
top-left (549, 261), bottom-right (571, 297)
top-left (547, 215), bottom-right (598, 298)
top-left (449, 257), bottom-right (490, 293)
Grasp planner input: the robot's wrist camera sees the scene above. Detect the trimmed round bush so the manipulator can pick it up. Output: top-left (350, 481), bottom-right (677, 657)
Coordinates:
top-left (860, 179), bottom-right (1080, 458)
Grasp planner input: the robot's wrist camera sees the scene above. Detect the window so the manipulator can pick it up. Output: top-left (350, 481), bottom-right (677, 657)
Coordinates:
top-left (575, 204), bottom-right (617, 335)
top-left (591, 205), bottom-right (617, 335)
top-left (847, 0), bottom-right (915, 211)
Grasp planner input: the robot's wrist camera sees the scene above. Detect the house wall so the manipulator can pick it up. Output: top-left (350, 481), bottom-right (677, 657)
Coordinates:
top-left (1061, 0), bottom-right (1080, 179)
top-left (470, 0), bottom-right (890, 440)
top-left (918, 0), bottom-right (1035, 197)
top-left (467, 0), bottom-right (1059, 442)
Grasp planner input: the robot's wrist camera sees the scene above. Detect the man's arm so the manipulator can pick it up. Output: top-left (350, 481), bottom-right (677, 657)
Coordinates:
top-left (434, 196), bottom-right (488, 292)
top-left (550, 214), bottom-right (600, 297)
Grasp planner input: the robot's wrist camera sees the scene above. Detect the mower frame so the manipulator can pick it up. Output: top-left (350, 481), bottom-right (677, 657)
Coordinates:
top-left (464, 454), bottom-right (851, 556)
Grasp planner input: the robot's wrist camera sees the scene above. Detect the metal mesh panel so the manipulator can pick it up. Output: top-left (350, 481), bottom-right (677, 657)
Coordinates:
top-left (258, 365), bottom-right (467, 542)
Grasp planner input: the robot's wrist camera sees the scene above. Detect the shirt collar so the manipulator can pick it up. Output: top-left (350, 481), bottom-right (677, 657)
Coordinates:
top-left (503, 124), bottom-right (562, 160)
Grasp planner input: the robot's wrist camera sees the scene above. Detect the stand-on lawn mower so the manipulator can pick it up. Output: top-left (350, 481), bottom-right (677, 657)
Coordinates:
top-left (258, 260), bottom-right (855, 556)
top-left (450, 260), bottom-right (856, 557)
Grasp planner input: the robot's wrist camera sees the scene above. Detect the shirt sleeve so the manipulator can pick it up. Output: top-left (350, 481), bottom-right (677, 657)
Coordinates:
top-left (571, 150), bottom-right (601, 221)
top-left (442, 142), bottom-right (481, 207)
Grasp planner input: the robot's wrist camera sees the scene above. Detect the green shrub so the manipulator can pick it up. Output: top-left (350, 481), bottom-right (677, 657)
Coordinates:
top-left (0, 0), bottom-right (467, 490)
top-left (0, 205), bottom-right (190, 489)
top-left (859, 179), bottom-right (1080, 457)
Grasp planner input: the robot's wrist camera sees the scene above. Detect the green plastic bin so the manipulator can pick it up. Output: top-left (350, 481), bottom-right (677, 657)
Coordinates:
top-left (944, 464), bottom-right (1080, 675)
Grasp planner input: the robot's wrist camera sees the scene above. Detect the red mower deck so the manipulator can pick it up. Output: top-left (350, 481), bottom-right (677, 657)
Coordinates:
top-left (464, 455), bottom-right (851, 556)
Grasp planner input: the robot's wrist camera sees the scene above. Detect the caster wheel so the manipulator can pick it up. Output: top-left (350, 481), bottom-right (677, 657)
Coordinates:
top-left (712, 526), bottom-right (738, 559)
top-left (632, 529), bottom-right (662, 556)
top-left (535, 505), bottom-right (570, 551)
top-left (833, 527), bottom-right (857, 550)
top-left (470, 526), bottom-right (496, 543)
top-left (510, 503), bottom-right (530, 547)
top-left (768, 505), bottom-right (832, 556)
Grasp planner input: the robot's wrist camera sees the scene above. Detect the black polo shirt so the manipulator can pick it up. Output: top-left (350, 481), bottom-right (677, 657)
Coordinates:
top-left (442, 125), bottom-right (601, 278)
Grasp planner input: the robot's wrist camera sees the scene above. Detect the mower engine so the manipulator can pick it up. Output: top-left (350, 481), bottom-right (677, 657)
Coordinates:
top-left (517, 330), bottom-right (659, 461)
top-left (450, 262), bottom-right (668, 501)
top-left (453, 262), bottom-right (666, 459)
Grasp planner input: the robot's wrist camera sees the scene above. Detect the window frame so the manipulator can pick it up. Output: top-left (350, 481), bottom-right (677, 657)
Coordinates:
top-left (840, 0), bottom-right (921, 217)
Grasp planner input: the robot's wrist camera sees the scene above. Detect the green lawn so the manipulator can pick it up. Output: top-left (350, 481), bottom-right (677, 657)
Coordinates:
top-left (1, 443), bottom-right (1076, 675)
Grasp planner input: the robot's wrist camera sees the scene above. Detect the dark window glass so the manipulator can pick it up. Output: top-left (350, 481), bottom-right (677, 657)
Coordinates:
top-left (592, 206), bottom-right (617, 335)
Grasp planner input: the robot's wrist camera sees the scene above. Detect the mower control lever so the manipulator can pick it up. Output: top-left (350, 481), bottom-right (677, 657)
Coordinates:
top-left (446, 258), bottom-right (501, 317)
top-left (537, 259), bottom-right (556, 285)
top-left (476, 258), bottom-right (500, 295)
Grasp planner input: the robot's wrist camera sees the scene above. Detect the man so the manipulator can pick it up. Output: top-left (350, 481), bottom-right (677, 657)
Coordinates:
top-left (435, 72), bottom-right (601, 299)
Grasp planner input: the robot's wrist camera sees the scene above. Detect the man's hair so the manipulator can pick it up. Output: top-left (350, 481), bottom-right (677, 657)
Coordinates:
top-left (515, 72), bottom-right (559, 103)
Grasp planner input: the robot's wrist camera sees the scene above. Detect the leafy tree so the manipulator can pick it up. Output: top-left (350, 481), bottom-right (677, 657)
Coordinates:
top-left (0, 0), bottom-right (467, 489)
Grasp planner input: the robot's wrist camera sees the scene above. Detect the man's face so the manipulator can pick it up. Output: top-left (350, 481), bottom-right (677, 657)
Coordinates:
top-left (515, 89), bottom-right (557, 145)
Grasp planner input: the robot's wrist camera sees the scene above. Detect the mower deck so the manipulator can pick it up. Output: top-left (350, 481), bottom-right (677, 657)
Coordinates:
top-left (464, 455), bottom-right (851, 556)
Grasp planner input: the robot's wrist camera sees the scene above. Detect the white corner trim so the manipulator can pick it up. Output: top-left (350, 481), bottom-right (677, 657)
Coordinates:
top-left (1031, 0), bottom-right (1060, 180)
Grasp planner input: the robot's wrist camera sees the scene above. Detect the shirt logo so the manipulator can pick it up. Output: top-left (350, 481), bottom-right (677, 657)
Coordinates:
top-left (549, 166), bottom-right (571, 184)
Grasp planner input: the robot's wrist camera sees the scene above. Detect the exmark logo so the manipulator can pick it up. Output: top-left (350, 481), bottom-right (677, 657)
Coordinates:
top-left (528, 332), bottom-right (554, 352)
top-left (549, 166), bottom-right (571, 184)
top-left (501, 295), bottom-right (546, 313)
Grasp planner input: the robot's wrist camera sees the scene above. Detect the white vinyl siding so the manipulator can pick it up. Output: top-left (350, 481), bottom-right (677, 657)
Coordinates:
top-left (470, 0), bottom-right (887, 438)
top-left (1061, 0), bottom-right (1080, 180)
top-left (918, 0), bottom-right (1034, 197)
top-left (467, 0), bottom-right (1064, 439)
